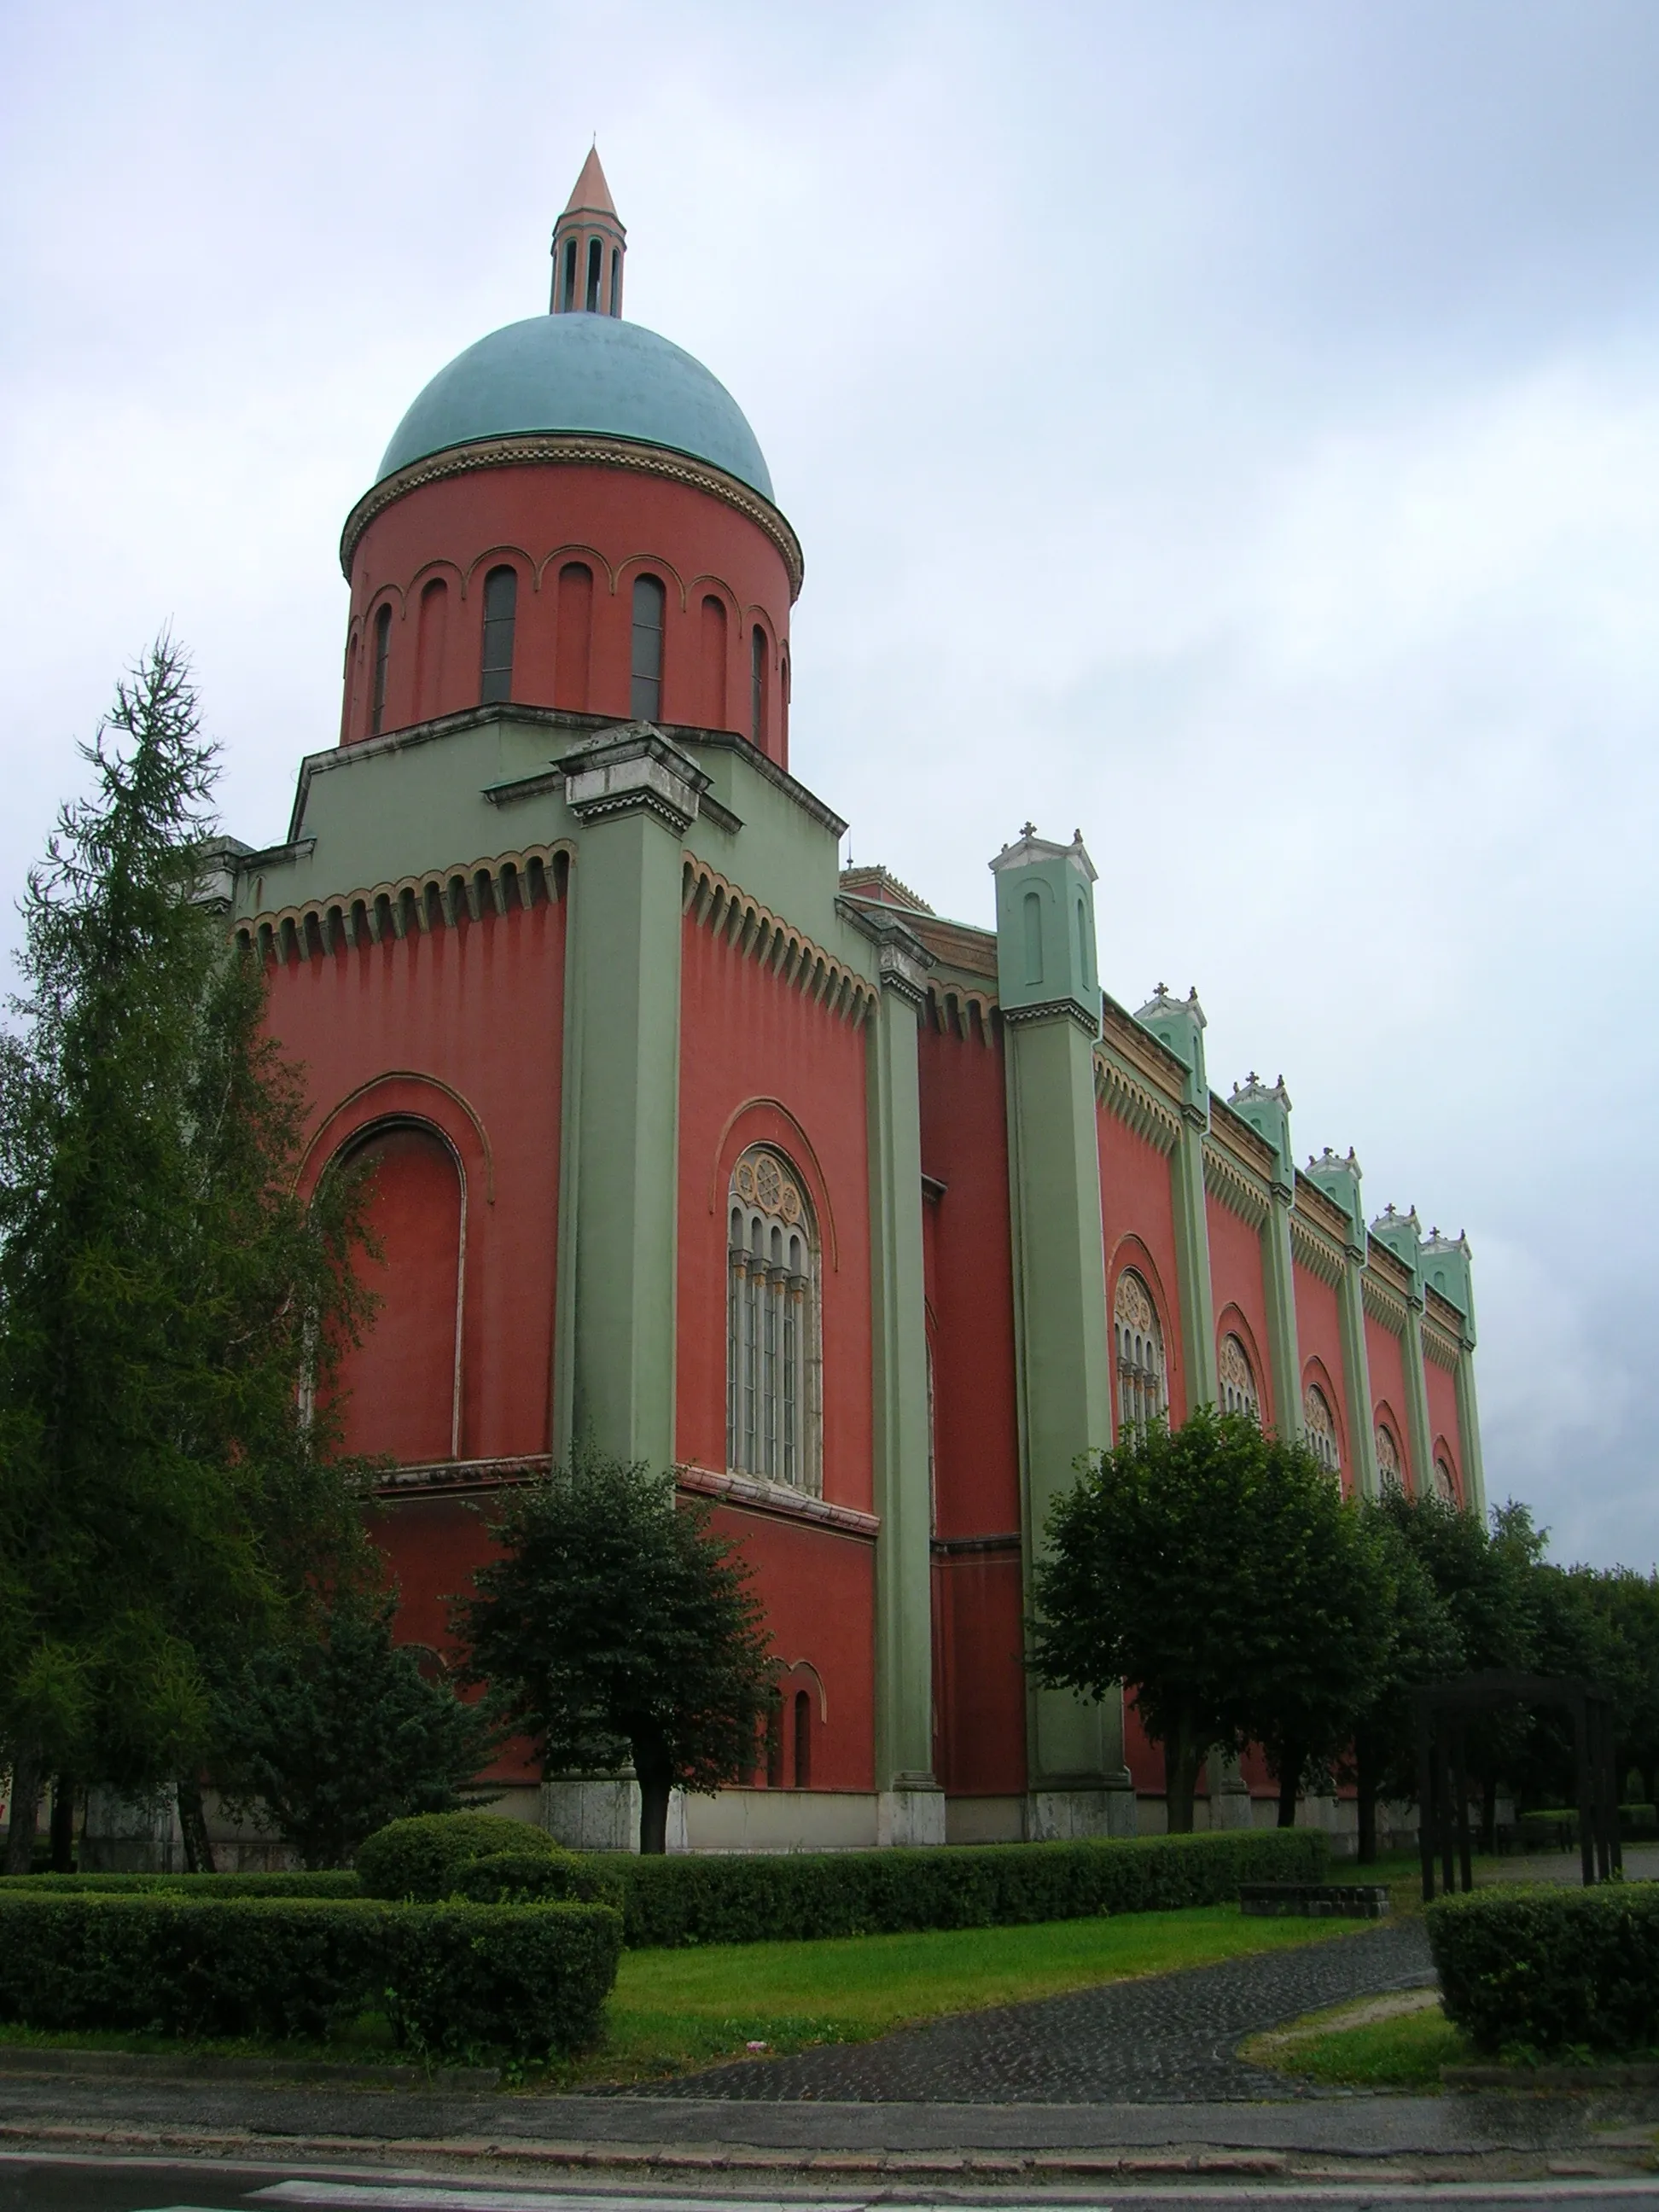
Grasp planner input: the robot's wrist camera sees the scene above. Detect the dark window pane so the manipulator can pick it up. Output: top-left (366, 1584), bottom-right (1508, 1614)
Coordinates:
top-left (750, 624), bottom-right (766, 746)
top-left (631, 573), bottom-right (665, 721)
top-left (562, 237), bottom-right (577, 311)
top-left (608, 247), bottom-right (620, 315)
top-left (371, 604), bottom-right (393, 736)
top-left (480, 565), bottom-right (517, 705)
top-left (585, 236), bottom-right (602, 312)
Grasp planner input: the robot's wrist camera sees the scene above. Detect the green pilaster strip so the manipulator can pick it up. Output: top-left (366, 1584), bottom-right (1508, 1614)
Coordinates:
top-left (1260, 1192), bottom-right (1301, 1441)
top-left (856, 923), bottom-right (938, 1793)
top-left (560, 729), bottom-right (705, 1470)
top-left (1172, 1115), bottom-right (1220, 1412)
top-left (992, 830), bottom-right (1121, 1794)
top-left (1401, 1300), bottom-right (1435, 1497)
top-left (1004, 1007), bottom-right (1117, 1786)
top-left (1337, 1257), bottom-right (1377, 1496)
top-left (1456, 1350), bottom-right (1487, 1521)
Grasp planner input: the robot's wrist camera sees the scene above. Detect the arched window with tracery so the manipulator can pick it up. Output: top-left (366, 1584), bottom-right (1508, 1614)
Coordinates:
top-left (1219, 1333), bottom-right (1259, 1421)
top-left (1433, 1452), bottom-right (1457, 1503)
top-left (1114, 1270), bottom-right (1166, 1440)
top-left (726, 1146), bottom-right (820, 1493)
top-left (1304, 1382), bottom-right (1340, 1476)
top-left (1375, 1421), bottom-right (1404, 1493)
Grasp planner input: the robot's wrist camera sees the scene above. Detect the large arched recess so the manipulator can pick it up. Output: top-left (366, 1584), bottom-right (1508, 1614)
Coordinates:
top-left (331, 1121), bottom-right (464, 1464)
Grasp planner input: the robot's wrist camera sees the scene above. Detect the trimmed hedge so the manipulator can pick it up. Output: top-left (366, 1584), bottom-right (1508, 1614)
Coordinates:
top-left (0, 1893), bottom-right (620, 2060)
top-left (3, 1871), bottom-right (360, 1898)
top-left (454, 1849), bottom-right (624, 1912)
top-left (602, 1828), bottom-right (1328, 1948)
top-left (356, 1813), bottom-right (562, 1901)
top-left (1427, 1884), bottom-right (1659, 2057)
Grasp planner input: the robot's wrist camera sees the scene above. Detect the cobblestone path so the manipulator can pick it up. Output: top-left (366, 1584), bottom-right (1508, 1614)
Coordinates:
top-left (632, 1918), bottom-right (1435, 2104)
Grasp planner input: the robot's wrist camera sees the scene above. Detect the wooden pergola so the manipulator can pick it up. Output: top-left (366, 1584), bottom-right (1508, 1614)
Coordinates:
top-left (1414, 1670), bottom-right (1621, 1901)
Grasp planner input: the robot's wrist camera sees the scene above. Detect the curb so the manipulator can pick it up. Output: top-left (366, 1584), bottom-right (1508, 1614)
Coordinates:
top-left (0, 2048), bottom-right (499, 2090)
top-left (1444, 2060), bottom-right (1659, 2090)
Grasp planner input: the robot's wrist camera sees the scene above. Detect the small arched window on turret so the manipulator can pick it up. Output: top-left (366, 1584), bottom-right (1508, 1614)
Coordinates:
top-left (370, 603), bottom-right (393, 737)
top-left (609, 247), bottom-right (622, 315)
top-left (1114, 1271), bottom-right (1166, 1441)
top-left (1219, 1334), bottom-right (1259, 1421)
top-left (750, 625), bottom-right (767, 748)
top-left (585, 236), bottom-right (603, 312)
top-left (631, 574), bottom-right (666, 721)
top-left (479, 566), bottom-right (517, 705)
top-left (562, 237), bottom-right (577, 312)
top-left (726, 1146), bottom-right (821, 1493)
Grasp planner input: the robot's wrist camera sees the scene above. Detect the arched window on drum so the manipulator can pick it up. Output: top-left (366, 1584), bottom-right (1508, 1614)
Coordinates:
top-left (726, 1147), bottom-right (821, 1493)
top-left (1433, 1452), bottom-right (1458, 1503)
top-left (1219, 1333), bottom-right (1260, 1421)
top-left (1113, 1270), bottom-right (1166, 1441)
top-left (1304, 1382), bottom-right (1341, 1476)
top-left (1375, 1420), bottom-right (1405, 1494)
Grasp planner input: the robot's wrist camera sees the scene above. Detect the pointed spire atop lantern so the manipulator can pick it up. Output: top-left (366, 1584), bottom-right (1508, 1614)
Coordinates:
top-left (550, 144), bottom-right (626, 317)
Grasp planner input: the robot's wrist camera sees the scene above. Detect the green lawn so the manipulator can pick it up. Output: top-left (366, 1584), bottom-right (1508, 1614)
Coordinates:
top-left (558, 1904), bottom-right (1368, 2087)
top-left (1241, 1988), bottom-right (1469, 2089)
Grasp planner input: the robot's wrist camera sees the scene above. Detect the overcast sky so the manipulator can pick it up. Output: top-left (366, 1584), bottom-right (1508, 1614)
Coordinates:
top-left (3, 1), bottom-right (1656, 1568)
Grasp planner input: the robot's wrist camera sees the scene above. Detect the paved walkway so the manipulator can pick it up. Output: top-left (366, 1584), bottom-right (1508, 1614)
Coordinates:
top-left (629, 1919), bottom-right (1436, 2104)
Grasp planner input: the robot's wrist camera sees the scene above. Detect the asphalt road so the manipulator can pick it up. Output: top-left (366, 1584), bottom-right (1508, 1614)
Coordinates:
top-left (7, 2157), bottom-right (1659, 2212)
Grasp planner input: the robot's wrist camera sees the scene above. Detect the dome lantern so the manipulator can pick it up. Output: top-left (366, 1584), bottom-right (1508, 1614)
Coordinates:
top-left (550, 144), bottom-right (626, 317)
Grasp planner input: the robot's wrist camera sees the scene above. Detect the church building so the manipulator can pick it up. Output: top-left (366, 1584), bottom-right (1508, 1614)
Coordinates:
top-left (224, 152), bottom-right (1487, 1848)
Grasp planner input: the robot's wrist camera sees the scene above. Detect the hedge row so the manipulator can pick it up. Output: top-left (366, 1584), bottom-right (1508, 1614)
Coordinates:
top-left (0, 1893), bottom-right (620, 2060)
top-left (599, 1828), bottom-right (1328, 1948)
top-left (4, 1871), bottom-right (359, 1898)
top-left (1427, 1884), bottom-right (1659, 2057)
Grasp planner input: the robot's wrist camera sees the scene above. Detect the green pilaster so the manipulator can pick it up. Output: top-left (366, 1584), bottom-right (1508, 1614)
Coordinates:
top-left (556, 728), bottom-right (705, 1471)
top-left (841, 905), bottom-right (941, 1843)
top-left (1306, 1147), bottom-right (1377, 1493)
top-left (1227, 1075), bottom-right (1301, 1440)
top-left (992, 831), bottom-right (1132, 1832)
top-left (1138, 988), bottom-right (1216, 1412)
top-left (1372, 1205), bottom-right (1435, 1499)
top-left (1423, 1229), bottom-right (1486, 1520)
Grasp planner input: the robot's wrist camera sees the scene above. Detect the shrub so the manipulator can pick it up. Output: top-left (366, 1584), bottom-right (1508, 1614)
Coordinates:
top-left (1427, 1884), bottom-right (1659, 2056)
top-left (0, 1892), bottom-right (619, 2059)
top-left (453, 1849), bottom-right (624, 1911)
top-left (3, 1871), bottom-right (360, 1898)
top-left (356, 1813), bottom-right (561, 1901)
top-left (594, 1827), bottom-right (1327, 1948)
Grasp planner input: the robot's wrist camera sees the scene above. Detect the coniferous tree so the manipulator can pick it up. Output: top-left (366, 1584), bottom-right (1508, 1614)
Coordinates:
top-left (455, 1454), bottom-right (776, 1854)
top-left (0, 640), bottom-right (375, 1871)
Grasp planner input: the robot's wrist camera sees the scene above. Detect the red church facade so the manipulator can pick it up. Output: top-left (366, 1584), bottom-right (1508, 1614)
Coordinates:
top-left (225, 154), bottom-right (1486, 1848)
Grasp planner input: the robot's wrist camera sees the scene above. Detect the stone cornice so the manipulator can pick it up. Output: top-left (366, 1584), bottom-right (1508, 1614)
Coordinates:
top-left (562, 724), bottom-right (707, 835)
top-left (1425, 1287), bottom-right (1471, 1352)
top-left (1365, 1237), bottom-right (1416, 1301)
top-left (1202, 1138), bottom-right (1271, 1229)
top-left (684, 855), bottom-right (877, 1025)
top-left (373, 1454), bottom-right (551, 1498)
top-left (835, 897), bottom-right (935, 1008)
top-left (1289, 1213), bottom-right (1346, 1289)
top-left (1209, 1095), bottom-right (1283, 1186)
top-left (340, 433), bottom-right (806, 600)
top-left (1100, 994), bottom-right (1191, 1100)
top-left (236, 838), bottom-right (572, 961)
top-left (1362, 1269), bottom-right (1409, 1333)
top-left (1002, 997), bottom-right (1100, 1035)
top-left (1422, 1315), bottom-right (1462, 1371)
top-left (1093, 1050), bottom-right (1181, 1155)
top-left (1294, 1170), bottom-right (1359, 1250)
top-left (674, 1462), bottom-right (878, 1539)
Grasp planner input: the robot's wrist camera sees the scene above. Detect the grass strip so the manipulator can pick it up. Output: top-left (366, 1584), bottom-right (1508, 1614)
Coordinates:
top-left (1240, 1988), bottom-right (1467, 2089)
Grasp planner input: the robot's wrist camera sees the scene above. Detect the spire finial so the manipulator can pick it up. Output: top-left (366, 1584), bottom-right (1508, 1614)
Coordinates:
top-left (550, 146), bottom-right (626, 316)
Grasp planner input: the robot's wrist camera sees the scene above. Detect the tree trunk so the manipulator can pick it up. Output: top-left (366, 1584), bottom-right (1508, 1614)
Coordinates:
top-left (1276, 1742), bottom-right (1306, 1830)
top-left (49, 1774), bottom-right (76, 1872)
top-left (4, 1749), bottom-right (40, 1874)
top-left (1354, 1734), bottom-right (1378, 1866)
top-left (634, 1742), bottom-right (674, 1856)
top-left (177, 1778), bottom-right (216, 1873)
top-left (1163, 1718), bottom-right (1205, 1834)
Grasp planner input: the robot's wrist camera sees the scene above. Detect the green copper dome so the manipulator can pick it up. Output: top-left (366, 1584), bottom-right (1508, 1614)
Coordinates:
top-left (375, 313), bottom-right (774, 503)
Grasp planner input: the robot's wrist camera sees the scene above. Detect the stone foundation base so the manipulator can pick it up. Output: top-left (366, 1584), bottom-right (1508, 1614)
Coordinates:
top-left (541, 1777), bottom-right (687, 1854)
top-left (876, 1785), bottom-right (946, 1848)
top-left (1027, 1784), bottom-right (1138, 1841)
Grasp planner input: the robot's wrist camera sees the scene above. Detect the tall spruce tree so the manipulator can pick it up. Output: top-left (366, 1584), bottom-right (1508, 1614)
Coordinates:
top-left (0, 640), bottom-right (375, 1871)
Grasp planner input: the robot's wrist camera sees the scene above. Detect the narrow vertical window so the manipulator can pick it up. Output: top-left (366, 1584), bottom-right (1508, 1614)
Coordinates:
top-left (562, 236), bottom-right (577, 311)
top-left (479, 565), bottom-right (516, 704)
top-left (631, 573), bottom-right (665, 721)
top-left (765, 1697), bottom-right (784, 1788)
top-left (585, 236), bottom-right (602, 312)
top-left (370, 604), bottom-right (393, 736)
top-left (555, 562), bottom-right (593, 710)
top-left (750, 624), bottom-right (767, 747)
top-left (608, 246), bottom-right (621, 315)
top-left (700, 595), bottom-right (727, 726)
top-left (794, 1691), bottom-right (812, 1790)
top-left (1022, 889), bottom-right (1044, 987)
top-left (726, 1149), bottom-right (821, 1493)
top-left (414, 578), bottom-right (448, 721)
